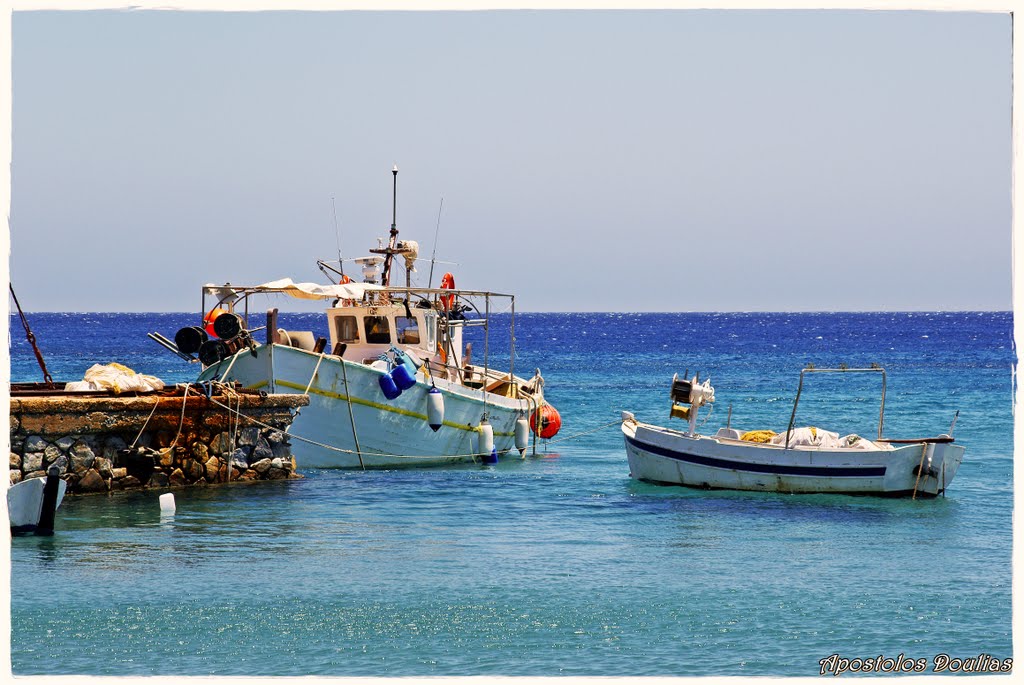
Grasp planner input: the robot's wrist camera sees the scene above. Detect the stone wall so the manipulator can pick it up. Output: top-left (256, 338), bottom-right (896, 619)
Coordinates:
top-left (9, 389), bottom-right (309, 495)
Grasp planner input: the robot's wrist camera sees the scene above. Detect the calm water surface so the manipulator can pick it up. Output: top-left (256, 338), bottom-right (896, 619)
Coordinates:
top-left (9, 312), bottom-right (1014, 676)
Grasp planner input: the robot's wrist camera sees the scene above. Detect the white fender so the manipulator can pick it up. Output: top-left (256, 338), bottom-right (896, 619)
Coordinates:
top-left (515, 417), bottom-right (530, 455)
top-left (476, 420), bottom-right (494, 456)
top-left (427, 387), bottom-right (444, 432)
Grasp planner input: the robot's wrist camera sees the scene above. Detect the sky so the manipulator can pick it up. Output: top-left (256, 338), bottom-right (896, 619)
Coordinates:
top-left (6, 7), bottom-right (1013, 312)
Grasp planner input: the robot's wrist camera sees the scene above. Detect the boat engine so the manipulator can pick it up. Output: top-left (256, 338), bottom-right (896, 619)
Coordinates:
top-left (669, 372), bottom-right (715, 434)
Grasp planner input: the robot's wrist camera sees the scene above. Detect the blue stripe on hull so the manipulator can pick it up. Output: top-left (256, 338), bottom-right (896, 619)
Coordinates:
top-left (625, 434), bottom-right (887, 478)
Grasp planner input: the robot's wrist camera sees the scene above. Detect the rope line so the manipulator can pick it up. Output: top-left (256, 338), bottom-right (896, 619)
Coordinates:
top-left (543, 419), bottom-right (620, 445)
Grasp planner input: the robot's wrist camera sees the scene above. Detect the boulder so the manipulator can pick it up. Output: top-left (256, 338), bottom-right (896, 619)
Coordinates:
top-left (267, 468), bottom-right (289, 480)
top-left (147, 472), bottom-right (169, 488)
top-left (270, 457), bottom-right (284, 470)
top-left (94, 457), bottom-right (113, 479)
top-left (169, 468), bottom-right (186, 487)
top-left (238, 469), bottom-right (260, 481)
top-left (77, 468), bottom-right (107, 493)
top-left (103, 436), bottom-right (128, 461)
top-left (10, 452), bottom-right (22, 470)
top-left (9, 471), bottom-right (22, 485)
top-left (266, 430), bottom-right (285, 444)
top-left (23, 452), bottom-right (44, 473)
top-left (24, 470), bottom-right (46, 480)
top-left (191, 442), bottom-right (208, 461)
top-left (184, 458), bottom-right (204, 483)
top-left (271, 440), bottom-right (291, 459)
top-left (250, 458), bottom-right (273, 474)
top-left (10, 415), bottom-right (19, 433)
top-left (229, 448), bottom-right (249, 470)
top-left (70, 440), bottom-right (96, 470)
top-left (110, 467), bottom-right (128, 480)
top-left (251, 438), bottom-right (273, 462)
top-left (122, 475), bottom-right (141, 488)
top-left (157, 448), bottom-right (174, 469)
top-left (55, 435), bottom-right (76, 452)
top-left (43, 445), bottom-right (62, 465)
top-left (238, 426), bottom-right (260, 447)
top-left (50, 455), bottom-right (69, 475)
top-left (210, 432), bottom-right (234, 456)
top-left (204, 456), bottom-right (222, 482)
top-left (24, 435), bottom-right (48, 453)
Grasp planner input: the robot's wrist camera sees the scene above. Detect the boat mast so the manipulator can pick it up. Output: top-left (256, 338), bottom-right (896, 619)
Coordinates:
top-left (376, 165), bottom-right (400, 287)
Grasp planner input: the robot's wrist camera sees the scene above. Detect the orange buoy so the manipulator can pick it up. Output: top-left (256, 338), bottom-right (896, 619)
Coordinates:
top-left (339, 274), bottom-right (352, 284)
top-left (440, 272), bottom-right (455, 310)
top-left (203, 308), bottom-right (228, 337)
top-left (530, 403), bottom-right (562, 439)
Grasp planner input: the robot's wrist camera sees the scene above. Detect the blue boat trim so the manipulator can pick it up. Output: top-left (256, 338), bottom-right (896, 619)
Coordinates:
top-left (625, 434), bottom-right (887, 478)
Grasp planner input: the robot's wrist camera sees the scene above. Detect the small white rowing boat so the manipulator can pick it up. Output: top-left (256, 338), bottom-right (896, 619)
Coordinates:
top-left (622, 366), bottom-right (964, 498)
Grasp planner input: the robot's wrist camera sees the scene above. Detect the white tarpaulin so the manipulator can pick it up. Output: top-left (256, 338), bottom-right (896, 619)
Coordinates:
top-left (252, 278), bottom-right (384, 300)
top-left (65, 363), bottom-right (165, 394)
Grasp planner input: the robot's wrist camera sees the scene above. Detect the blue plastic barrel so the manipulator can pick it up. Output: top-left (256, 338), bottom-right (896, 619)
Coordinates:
top-left (391, 363), bottom-right (417, 391)
top-left (378, 372), bottom-right (402, 400)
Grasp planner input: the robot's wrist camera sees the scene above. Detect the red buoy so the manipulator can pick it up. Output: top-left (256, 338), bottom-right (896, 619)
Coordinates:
top-left (530, 403), bottom-right (562, 439)
top-left (339, 274), bottom-right (352, 284)
top-left (203, 308), bottom-right (228, 337)
top-left (440, 272), bottom-right (455, 310)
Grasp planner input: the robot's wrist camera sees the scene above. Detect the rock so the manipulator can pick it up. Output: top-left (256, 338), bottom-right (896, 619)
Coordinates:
top-left (23, 452), bottom-right (44, 473)
top-left (210, 432), bottom-right (234, 456)
top-left (24, 436), bottom-right (48, 453)
top-left (154, 431), bottom-right (173, 448)
top-left (147, 472), bottom-right (169, 488)
top-left (250, 458), bottom-right (273, 474)
top-left (103, 436), bottom-right (128, 461)
top-left (229, 448), bottom-right (249, 470)
top-left (10, 415), bottom-right (19, 433)
top-left (251, 438), bottom-right (273, 461)
top-left (94, 457), bottom-right (113, 479)
top-left (77, 468), bottom-right (107, 493)
top-left (10, 453), bottom-right (22, 470)
top-left (238, 427), bottom-right (260, 447)
top-left (43, 445), bottom-right (63, 465)
top-left (184, 458), bottom-right (204, 482)
top-left (122, 475), bottom-right (141, 488)
top-left (270, 457), bottom-right (284, 469)
top-left (169, 468), bottom-right (186, 486)
top-left (110, 467), bottom-right (128, 480)
top-left (70, 440), bottom-right (96, 470)
top-left (9, 471), bottom-right (22, 485)
top-left (191, 442), bottom-right (208, 461)
top-left (55, 435), bottom-right (76, 451)
top-left (157, 448), bottom-right (175, 468)
top-left (271, 440), bottom-right (291, 459)
top-left (267, 468), bottom-right (289, 480)
top-left (266, 430), bottom-right (285, 444)
top-left (110, 479), bottom-right (125, 491)
top-left (239, 469), bottom-right (260, 481)
top-left (50, 455), bottom-right (69, 475)
top-left (204, 456), bottom-right (222, 482)
top-left (24, 470), bottom-right (46, 480)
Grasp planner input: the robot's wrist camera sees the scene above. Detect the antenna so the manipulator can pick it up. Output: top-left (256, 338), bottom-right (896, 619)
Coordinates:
top-left (332, 196), bottom-right (344, 279)
top-left (428, 197), bottom-right (444, 288)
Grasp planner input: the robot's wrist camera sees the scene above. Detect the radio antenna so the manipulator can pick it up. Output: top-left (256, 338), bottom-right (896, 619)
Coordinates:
top-left (428, 197), bottom-right (444, 288)
top-left (332, 196), bottom-right (344, 279)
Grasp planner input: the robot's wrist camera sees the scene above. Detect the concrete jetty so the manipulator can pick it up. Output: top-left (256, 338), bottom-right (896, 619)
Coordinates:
top-left (9, 384), bottom-right (309, 494)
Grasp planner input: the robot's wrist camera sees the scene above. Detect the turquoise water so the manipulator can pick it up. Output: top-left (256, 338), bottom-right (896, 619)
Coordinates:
top-left (9, 312), bottom-right (1014, 676)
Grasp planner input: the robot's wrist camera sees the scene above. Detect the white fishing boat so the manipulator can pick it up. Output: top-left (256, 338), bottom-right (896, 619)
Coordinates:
top-left (9, 466), bottom-right (67, 535)
top-left (153, 168), bottom-right (560, 469)
top-left (621, 366), bottom-right (964, 498)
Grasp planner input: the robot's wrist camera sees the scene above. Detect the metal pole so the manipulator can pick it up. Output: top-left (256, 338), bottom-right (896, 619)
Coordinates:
top-left (509, 296), bottom-right (516, 394)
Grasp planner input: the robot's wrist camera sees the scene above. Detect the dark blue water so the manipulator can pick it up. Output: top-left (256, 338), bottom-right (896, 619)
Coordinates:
top-left (9, 312), bottom-right (1014, 676)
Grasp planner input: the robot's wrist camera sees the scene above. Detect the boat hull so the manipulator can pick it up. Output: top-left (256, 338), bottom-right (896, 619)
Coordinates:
top-left (8, 475), bottom-right (67, 534)
top-left (623, 420), bottom-right (964, 497)
top-left (198, 344), bottom-right (533, 469)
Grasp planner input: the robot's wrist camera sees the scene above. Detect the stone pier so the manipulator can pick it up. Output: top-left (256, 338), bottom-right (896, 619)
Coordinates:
top-left (9, 386), bottom-right (309, 494)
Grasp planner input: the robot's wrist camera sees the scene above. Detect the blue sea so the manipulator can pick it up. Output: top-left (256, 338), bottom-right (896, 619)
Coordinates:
top-left (8, 311), bottom-right (1014, 677)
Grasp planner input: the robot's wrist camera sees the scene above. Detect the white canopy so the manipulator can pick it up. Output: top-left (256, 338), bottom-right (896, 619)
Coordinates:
top-left (248, 278), bottom-right (384, 301)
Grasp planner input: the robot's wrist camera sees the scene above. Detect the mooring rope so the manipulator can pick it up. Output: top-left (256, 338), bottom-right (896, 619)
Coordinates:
top-left (542, 419), bottom-right (621, 446)
top-left (130, 396), bottom-right (162, 449)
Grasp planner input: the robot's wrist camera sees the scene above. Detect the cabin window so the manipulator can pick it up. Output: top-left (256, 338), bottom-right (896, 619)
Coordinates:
top-left (395, 316), bottom-right (420, 344)
top-left (423, 310), bottom-right (438, 353)
top-left (334, 316), bottom-right (359, 343)
top-left (363, 316), bottom-right (392, 344)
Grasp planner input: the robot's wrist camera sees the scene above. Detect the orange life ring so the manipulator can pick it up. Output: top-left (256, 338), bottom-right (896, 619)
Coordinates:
top-left (440, 272), bottom-right (455, 310)
top-left (203, 308), bottom-right (228, 337)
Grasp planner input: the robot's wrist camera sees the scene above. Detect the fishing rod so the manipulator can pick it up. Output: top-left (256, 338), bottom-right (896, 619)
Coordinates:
top-left (428, 197), bottom-right (444, 288)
